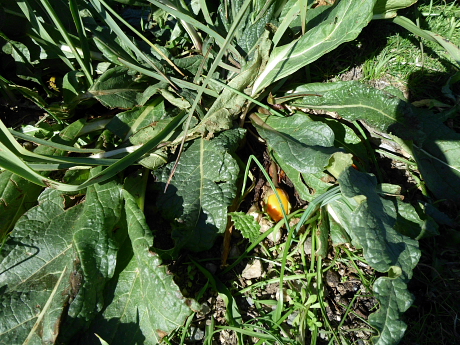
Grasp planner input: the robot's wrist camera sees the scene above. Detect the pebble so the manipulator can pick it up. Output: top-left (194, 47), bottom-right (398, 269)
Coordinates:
top-left (287, 311), bottom-right (299, 326)
top-left (205, 263), bottom-right (217, 274)
top-left (304, 236), bottom-right (312, 255)
top-left (188, 327), bottom-right (205, 342)
top-left (275, 288), bottom-right (291, 302)
top-left (325, 270), bottom-right (340, 288)
top-left (241, 259), bottom-right (264, 279)
top-left (246, 297), bottom-right (254, 306)
top-left (229, 245), bottom-right (241, 258)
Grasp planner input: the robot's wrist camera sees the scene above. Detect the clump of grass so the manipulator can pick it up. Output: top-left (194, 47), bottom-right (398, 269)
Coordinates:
top-left (361, 0), bottom-right (460, 100)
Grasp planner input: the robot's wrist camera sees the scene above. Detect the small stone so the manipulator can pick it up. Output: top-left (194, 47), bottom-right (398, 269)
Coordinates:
top-left (304, 236), bottom-right (312, 255)
top-left (275, 288), bottom-right (291, 302)
top-left (325, 270), bottom-right (340, 288)
top-left (258, 217), bottom-right (283, 243)
top-left (229, 245), bottom-right (241, 258)
top-left (188, 327), bottom-right (205, 342)
top-left (287, 311), bottom-right (299, 326)
top-left (205, 263), bottom-right (217, 274)
top-left (241, 259), bottom-right (263, 279)
top-left (199, 302), bottom-right (210, 315)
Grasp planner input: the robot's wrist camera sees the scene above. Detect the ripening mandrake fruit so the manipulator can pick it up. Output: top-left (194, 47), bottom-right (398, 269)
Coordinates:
top-left (264, 188), bottom-right (291, 222)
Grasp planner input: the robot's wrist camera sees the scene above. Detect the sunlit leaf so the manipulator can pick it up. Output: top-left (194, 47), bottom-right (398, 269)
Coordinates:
top-left (252, 0), bottom-right (376, 94)
top-left (156, 129), bottom-right (245, 252)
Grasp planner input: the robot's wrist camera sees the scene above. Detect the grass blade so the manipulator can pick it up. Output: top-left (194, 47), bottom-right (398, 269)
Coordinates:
top-left (273, 4), bottom-right (300, 47)
top-left (95, 0), bottom-right (185, 76)
top-left (69, 0), bottom-right (93, 80)
top-left (148, 0), bottom-right (241, 58)
top-left (89, 0), bottom-right (179, 90)
top-left (117, 58), bottom-right (218, 97)
top-left (164, 0), bottom-right (253, 190)
top-left (0, 111), bottom-right (187, 191)
top-left (38, 0), bottom-right (93, 84)
top-left (17, 1), bottom-right (75, 72)
top-left (392, 15), bottom-right (460, 66)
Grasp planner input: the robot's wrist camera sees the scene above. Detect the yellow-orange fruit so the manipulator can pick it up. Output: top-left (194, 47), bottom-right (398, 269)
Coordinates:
top-left (265, 188), bottom-right (290, 222)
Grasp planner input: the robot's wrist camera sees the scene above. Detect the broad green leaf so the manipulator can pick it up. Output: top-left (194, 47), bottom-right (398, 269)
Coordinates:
top-left (63, 70), bottom-right (88, 105)
top-left (277, 157), bottom-right (334, 202)
top-left (156, 129), bottom-right (245, 252)
top-left (106, 98), bottom-right (166, 140)
top-left (337, 168), bottom-right (420, 275)
top-left (329, 167), bottom-right (421, 345)
top-left (87, 66), bottom-right (152, 109)
top-left (425, 203), bottom-right (457, 228)
top-left (258, 112), bottom-right (335, 146)
top-left (136, 150), bottom-right (169, 170)
top-left (0, 171), bottom-right (43, 237)
top-left (412, 116), bottom-right (460, 202)
top-left (173, 55), bottom-right (206, 76)
top-left (0, 189), bottom-right (84, 344)
top-left (16, 122), bottom-right (60, 140)
top-left (252, 0), bottom-right (376, 94)
top-left (394, 199), bottom-right (439, 240)
top-left (77, 190), bottom-right (193, 344)
top-left (33, 117), bottom-right (87, 156)
top-left (234, 0), bottom-right (276, 56)
top-left (251, 112), bottom-right (337, 174)
top-left (158, 89), bottom-right (191, 109)
top-left (373, 0), bottom-right (418, 19)
top-left (369, 276), bottom-right (414, 345)
top-left (285, 81), bottom-right (460, 202)
top-left (328, 215), bottom-right (351, 245)
top-left (286, 81), bottom-right (425, 141)
top-left (58, 168), bottom-right (123, 340)
top-left (326, 152), bottom-right (354, 180)
top-left (123, 190), bottom-right (193, 330)
top-left (128, 118), bottom-right (175, 147)
top-left (107, 103), bottom-right (180, 170)
top-left (310, 115), bottom-right (369, 164)
top-left (230, 211), bottom-right (261, 244)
